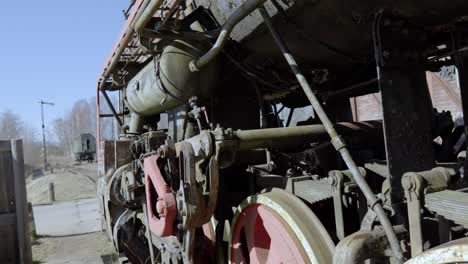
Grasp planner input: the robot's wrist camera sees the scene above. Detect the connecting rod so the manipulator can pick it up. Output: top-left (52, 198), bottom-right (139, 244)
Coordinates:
top-left (259, 7), bottom-right (404, 262)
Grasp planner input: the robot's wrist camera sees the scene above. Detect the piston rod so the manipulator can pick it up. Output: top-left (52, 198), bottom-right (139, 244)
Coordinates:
top-left (259, 7), bottom-right (404, 262)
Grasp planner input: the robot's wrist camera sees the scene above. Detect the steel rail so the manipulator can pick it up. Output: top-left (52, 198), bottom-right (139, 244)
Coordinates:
top-left (259, 7), bottom-right (404, 262)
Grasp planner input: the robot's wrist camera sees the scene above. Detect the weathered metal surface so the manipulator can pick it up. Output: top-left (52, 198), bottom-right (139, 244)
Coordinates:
top-left (97, 141), bottom-right (114, 178)
top-left (229, 188), bottom-right (334, 263)
top-left (99, 0), bottom-right (468, 92)
top-left (144, 155), bottom-right (176, 237)
top-left (98, 0), bottom-right (148, 90)
top-left (402, 167), bottom-right (455, 257)
top-left (198, 0), bottom-right (468, 71)
top-left (402, 173), bottom-right (425, 257)
top-left (262, 8), bottom-right (404, 260)
top-left (455, 36), bottom-right (468, 175)
top-left (285, 177), bottom-right (332, 204)
top-left (374, 14), bottom-right (436, 220)
top-left (73, 133), bottom-right (96, 158)
top-left (97, 140), bottom-right (132, 178)
top-left (256, 175), bottom-right (333, 204)
top-left (231, 121), bottom-right (382, 150)
top-left (425, 190), bottom-right (468, 228)
top-left (329, 168), bottom-right (367, 240)
top-left (333, 226), bottom-right (406, 264)
top-left (405, 237), bottom-right (468, 264)
top-left (95, 0), bottom-right (468, 263)
top-left (102, 164), bottom-right (132, 242)
top-left (190, 0), bottom-right (268, 71)
top-left (364, 162), bottom-right (389, 178)
top-left (126, 40), bottom-right (216, 116)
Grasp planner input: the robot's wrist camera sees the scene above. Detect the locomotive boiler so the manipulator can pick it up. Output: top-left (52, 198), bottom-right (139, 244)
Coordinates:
top-left (96, 0), bottom-right (468, 263)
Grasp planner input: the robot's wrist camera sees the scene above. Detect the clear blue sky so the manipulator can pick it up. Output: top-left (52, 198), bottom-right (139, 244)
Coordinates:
top-left (0, 0), bottom-right (128, 130)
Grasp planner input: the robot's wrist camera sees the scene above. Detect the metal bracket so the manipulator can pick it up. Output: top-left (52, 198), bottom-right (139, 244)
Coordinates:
top-left (402, 167), bottom-right (455, 257)
top-left (329, 168), bottom-right (366, 240)
top-left (373, 12), bottom-right (437, 222)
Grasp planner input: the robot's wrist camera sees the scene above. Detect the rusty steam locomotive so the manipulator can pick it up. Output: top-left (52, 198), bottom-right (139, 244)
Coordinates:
top-left (96, 0), bottom-right (468, 263)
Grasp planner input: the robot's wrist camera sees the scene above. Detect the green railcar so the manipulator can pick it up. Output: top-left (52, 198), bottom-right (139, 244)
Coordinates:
top-left (73, 133), bottom-right (96, 162)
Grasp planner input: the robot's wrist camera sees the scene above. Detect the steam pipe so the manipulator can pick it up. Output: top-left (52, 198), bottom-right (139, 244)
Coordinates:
top-left (259, 7), bottom-right (404, 262)
top-left (134, 0), bottom-right (164, 35)
top-left (189, 0), bottom-right (267, 72)
top-left (232, 121), bottom-right (382, 150)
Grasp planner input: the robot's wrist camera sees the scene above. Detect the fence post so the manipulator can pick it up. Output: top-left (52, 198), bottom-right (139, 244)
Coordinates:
top-left (11, 139), bottom-right (33, 264)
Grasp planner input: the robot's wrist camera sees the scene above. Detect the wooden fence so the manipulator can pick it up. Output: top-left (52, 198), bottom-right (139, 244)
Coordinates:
top-left (0, 139), bottom-right (32, 264)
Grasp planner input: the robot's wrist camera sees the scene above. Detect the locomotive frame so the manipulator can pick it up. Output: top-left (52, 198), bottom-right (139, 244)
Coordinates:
top-left (96, 0), bottom-right (468, 263)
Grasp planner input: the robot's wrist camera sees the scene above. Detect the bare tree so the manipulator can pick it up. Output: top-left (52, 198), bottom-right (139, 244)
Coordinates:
top-left (0, 109), bottom-right (24, 139)
top-left (0, 109), bottom-right (42, 172)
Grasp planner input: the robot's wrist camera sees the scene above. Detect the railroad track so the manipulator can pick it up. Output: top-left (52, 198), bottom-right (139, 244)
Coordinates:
top-left (61, 164), bottom-right (98, 184)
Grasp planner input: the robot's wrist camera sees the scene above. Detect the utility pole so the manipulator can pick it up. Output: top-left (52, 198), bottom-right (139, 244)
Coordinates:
top-left (39, 100), bottom-right (54, 172)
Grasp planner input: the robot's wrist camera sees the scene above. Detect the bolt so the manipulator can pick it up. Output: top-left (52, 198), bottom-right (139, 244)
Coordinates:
top-left (328, 176), bottom-right (336, 186)
top-left (157, 148), bottom-right (165, 157)
top-left (156, 200), bottom-right (166, 217)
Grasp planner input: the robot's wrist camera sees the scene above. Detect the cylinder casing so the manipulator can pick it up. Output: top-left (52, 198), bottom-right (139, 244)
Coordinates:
top-left (125, 40), bottom-right (216, 116)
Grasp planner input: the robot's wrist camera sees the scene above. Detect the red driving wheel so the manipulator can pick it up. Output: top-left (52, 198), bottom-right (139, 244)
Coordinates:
top-left (229, 188), bottom-right (335, 264)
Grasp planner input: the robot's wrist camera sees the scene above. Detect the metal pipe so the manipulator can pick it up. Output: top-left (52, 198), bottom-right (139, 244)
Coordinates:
top-left (98, 0), bottom-right (152, 91)
top-left (100, 113), bottom-right (125, 118)
top-left (134, 0), bottom-right (164, 35)
top-left (189, 0), bottom-right (267, 72)
top-left (129, 112), bottom-right (144, 134)
top-left (285, 108), bottom-right (295, 127)
top-left (100, 90), bottom-right (124, 127)
top-left (324, 78), bottom-right (378, 99)
top-left (233, 121), bottom-right (381, 150)
top-left (259, 8), bottom-right (404, 262)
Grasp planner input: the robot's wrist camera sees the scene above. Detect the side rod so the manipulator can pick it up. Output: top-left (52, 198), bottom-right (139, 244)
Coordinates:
top-left (259, 7), bottom-right (404, 262)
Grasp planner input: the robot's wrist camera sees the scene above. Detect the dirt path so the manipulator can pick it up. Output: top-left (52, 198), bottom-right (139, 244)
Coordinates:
top-left (26, 167), bottom-right (96, 205)
top-left (32, 232), bottom-right (116, 264)
top-left (29, 161), bottom-right (117, 263)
